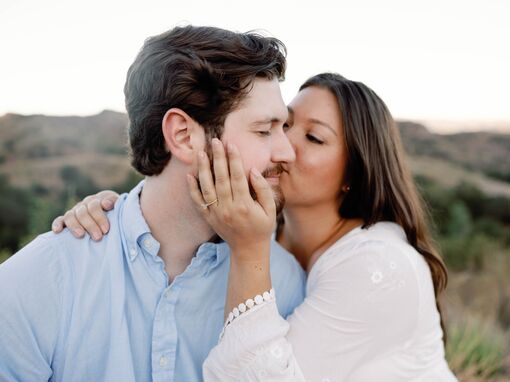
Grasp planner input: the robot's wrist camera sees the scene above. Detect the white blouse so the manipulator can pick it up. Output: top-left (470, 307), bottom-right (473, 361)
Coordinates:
top-left (203, 222), bottom-right (457, 381)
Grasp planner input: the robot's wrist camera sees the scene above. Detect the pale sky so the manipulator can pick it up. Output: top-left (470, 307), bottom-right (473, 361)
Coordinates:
top-left (1, 0), bottom-right (509, 132)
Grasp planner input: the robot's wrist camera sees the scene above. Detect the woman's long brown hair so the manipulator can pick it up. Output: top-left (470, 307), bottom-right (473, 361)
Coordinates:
top-left (300, 73), bottom-right (448, 339)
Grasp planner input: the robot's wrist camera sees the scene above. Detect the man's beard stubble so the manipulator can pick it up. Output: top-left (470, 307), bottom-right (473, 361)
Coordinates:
top-left (258, 165), bottom-right (285, 215)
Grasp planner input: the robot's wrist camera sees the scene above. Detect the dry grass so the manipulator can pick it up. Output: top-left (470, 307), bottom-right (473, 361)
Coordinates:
top-left (445, 250), bottom-right (510, 381)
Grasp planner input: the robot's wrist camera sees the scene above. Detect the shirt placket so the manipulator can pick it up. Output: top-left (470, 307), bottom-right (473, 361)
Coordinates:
top-left (152, 282), bottom-right (181, 382)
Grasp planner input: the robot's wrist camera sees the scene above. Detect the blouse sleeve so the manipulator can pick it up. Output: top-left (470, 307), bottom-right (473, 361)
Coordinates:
top-left (203, 239), bottom-right (421, 381)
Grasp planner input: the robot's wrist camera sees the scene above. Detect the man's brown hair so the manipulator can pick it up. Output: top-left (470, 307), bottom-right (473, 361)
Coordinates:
top-left (124, 25), bottom-right (287, 175)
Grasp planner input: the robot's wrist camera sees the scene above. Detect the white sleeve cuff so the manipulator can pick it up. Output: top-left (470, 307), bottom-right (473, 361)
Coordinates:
top-left (204, 300), bottom-right (305, 381)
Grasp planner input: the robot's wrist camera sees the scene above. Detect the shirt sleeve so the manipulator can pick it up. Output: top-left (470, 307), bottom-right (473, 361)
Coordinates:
top-left (0, 234), bottom-right (64, 381)
top-left (203, 239), bottom-right (421, 381)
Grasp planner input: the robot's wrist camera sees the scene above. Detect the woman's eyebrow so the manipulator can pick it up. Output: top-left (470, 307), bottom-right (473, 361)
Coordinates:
top-left (308, 118), bottom-right (337, 135)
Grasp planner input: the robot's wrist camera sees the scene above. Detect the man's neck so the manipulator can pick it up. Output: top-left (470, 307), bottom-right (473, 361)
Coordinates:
top-left (140, 169), bottom-right (214, 282)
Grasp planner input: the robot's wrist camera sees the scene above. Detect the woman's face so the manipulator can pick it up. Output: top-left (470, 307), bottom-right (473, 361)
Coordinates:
top-left (280, 86), bottom-right (348, 208)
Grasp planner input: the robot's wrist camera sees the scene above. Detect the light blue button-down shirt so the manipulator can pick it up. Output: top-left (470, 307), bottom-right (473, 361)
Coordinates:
top-left (0, 181), bottom-right (306, 381)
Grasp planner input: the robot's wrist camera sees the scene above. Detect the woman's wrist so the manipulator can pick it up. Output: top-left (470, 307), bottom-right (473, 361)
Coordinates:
top-left (226, 240), bottom-right (272, 320)
top-left (229, 239), bottom-right (271, 263)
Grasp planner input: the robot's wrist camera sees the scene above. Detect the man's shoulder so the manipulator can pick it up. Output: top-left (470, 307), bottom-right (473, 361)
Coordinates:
top-left (0, 233), bottom-right (67, 329)
top-left (0, 232), bottom-right (63, 277)
top-left (269, 239), bottom-right (305, 289)
top-left (268, 239), bottom-right (305, 317)
top-left (269, 239), bottom-right (302, 272)
top-left (0, 200), bottom-right (126, 282)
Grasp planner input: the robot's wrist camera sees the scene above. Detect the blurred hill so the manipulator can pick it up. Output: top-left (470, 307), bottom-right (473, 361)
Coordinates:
top-left (0, 110), bottom-right (132, 191)
top-left (399, 121), bottom-right (510, 191)
top-left (1, 111), bottom-right (509, 196)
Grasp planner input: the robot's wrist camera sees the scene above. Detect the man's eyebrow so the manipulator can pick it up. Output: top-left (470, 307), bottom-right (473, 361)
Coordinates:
top-left (252, 117), bottom-right (285, 125)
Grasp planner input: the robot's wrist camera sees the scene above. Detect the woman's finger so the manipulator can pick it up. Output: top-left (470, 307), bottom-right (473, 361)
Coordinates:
top-left (51, 216), bottom-right (65, 233)
top-left (250, 168), bottom-right (276, 218)
top-left (63, 209), bottom-right (85, 238)
top-left (211, 138), bottom-right (232, 203)
top-left (87, 199), bottom-right (110, 234)
top-left (96, 190), bottom-right (119, 210)
top-left (75, 205), bottom-right (104, 241)
top-left (227, 143), bottom-right (251, 202)
top-left (197, 150), bottom-right (218, 205)
top-left (101, 198), bottom-right (115, 211)
top-left (187, 173), bottom-right (209, 213)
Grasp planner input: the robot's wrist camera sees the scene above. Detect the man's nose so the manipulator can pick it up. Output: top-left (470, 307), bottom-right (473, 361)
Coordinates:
top-left (271, 129), bottom-right (296, 164)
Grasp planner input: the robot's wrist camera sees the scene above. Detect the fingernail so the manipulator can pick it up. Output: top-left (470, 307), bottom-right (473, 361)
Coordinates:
top-left (228, 143), bottom-right (235, 153)
top-left (103, 199), bottom-right (113, 209)
top-left (74, 228), bottom-right (84, 236)
top-left (212, 138), bottom-right (221, 148)
top-left (101, 225), bottom-right (109, 234)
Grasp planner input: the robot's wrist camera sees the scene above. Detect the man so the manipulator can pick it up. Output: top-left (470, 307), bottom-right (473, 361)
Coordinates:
top-left (0, 25), bottom-right (305, 381)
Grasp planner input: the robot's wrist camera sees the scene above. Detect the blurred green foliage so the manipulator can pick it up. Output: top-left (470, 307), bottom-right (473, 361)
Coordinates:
top-left (446, 317), bottom-right (506, 379)
top-left (415, 177), bottom-right (510, 272)
top-left (0, 169), bottom-right (142, 258)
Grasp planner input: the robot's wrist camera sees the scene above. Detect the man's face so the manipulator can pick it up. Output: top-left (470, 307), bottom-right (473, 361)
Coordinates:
top-left (220, 78), bottom-right (295, 212)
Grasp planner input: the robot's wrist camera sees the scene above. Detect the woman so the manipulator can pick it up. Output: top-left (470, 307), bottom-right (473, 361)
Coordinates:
top-left (53, 73), bottom-right (457, 381)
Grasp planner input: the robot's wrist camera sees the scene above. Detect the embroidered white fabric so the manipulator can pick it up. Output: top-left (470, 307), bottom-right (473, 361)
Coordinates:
top-left (220, 289), bottom-right (275, 340)
top-left (203, 222), bottom-right (458, 382)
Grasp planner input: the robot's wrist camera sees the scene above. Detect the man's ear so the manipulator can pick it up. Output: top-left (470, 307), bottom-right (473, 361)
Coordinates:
top-left (162, 108), bottom-right (206, 164)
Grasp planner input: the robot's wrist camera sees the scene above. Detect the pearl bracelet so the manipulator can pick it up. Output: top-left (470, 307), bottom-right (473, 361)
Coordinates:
top-left (219, 288), bottom-right (275, 340)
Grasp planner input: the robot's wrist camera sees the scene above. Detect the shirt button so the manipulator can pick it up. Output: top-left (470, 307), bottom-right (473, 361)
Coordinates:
top-left (159, 355), bottom-right (169, 367)
top-left (129, 248), bottom-right (136, 258)
top-left (143, 238), bottom-right (152, 249)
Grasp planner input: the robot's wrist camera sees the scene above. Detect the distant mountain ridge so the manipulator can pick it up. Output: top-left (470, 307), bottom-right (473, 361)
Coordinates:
top-left (398, 121), bottom-right (510, 184)
top-left (1, 111), bottom-right (509, 197)
top-left (0, 110), bottom-right (131, 191)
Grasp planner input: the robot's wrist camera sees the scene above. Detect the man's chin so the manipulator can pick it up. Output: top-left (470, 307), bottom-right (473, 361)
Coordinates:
top-left (271, 185), bottom-right (285, 215)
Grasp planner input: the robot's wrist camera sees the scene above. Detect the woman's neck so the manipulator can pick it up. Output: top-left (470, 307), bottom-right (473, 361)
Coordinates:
top-left (278, 203), bottom-right (363, 272)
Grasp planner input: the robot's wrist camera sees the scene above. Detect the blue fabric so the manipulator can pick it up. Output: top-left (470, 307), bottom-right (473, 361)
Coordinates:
top-left (0, 181), bottom-right (306, 382)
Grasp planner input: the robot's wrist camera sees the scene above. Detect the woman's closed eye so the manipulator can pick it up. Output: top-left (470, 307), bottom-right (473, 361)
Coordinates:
top-left (256, 130), bottom-right (271, 137)
top-left (306, 134), bottom-right (324, 144)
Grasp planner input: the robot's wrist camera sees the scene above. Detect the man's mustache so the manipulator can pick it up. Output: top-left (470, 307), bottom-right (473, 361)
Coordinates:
top-left (261, 164), bottom-right (285, 178)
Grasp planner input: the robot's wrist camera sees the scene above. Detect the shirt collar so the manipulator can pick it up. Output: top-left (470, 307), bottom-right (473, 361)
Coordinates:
top-left (192, 239), bottom-right (230, 270)
top-left (213, 242), bottom-right (230, 267)
top-left (121, 180), bottom-right (156, 261)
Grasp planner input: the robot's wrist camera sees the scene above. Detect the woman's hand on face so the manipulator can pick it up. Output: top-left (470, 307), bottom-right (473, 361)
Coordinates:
top-left (51, 190), bottom-right (119, 241)
top-left (187, 138), bottom-right (276, 256)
